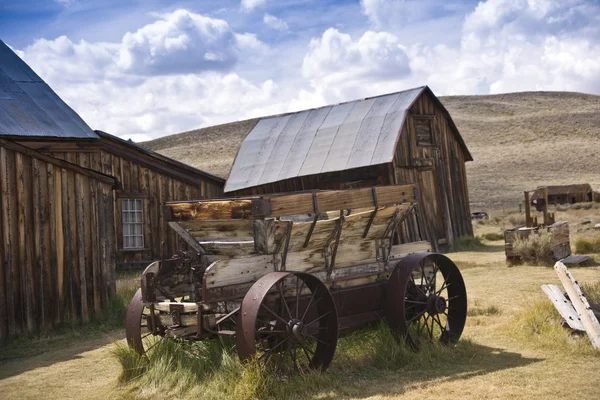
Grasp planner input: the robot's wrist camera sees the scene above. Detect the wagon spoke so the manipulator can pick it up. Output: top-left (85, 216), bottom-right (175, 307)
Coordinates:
top-left (301, 286), bottom-right (319, 322)
top-left (406, 309), bottom-right (426, 325)
top-left (260, 303), bottom-right (288, 325)
top-left (304, 333), bottom-right (330, 346)
top-left (277, 282), bottom-right (293, 320)
top-left (306, 311), bottom-right (332, 327)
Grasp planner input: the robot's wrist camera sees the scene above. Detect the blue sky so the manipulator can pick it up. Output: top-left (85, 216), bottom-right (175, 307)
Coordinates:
top-left (1, 0), bottom-right (599, 141)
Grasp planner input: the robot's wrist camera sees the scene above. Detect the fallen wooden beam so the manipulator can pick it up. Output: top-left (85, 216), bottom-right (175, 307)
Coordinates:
top-left (553, 261), bottom-right (600, 350)
top-left (541, 284), bottom-right (585, 331)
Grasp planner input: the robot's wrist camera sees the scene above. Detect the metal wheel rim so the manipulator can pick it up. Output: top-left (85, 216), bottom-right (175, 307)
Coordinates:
top-left (125, 288), bottom-right (166, 355)
top-left (385, 253), bottom-right (467, 348)
top-left (236, 271), bottom-right (339, 374)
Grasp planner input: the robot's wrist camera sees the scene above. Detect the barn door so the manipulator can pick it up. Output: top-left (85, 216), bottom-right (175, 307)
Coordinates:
top-left (417, 168), bottom-right (447, 249)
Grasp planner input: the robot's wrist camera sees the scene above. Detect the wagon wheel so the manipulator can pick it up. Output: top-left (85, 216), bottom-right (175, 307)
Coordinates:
top-left (125, 288), bottom-right (167, 355)
top-left (385, 253), bottom-right (467, 349)
top-left (236, 271), bottom-right (338, 374)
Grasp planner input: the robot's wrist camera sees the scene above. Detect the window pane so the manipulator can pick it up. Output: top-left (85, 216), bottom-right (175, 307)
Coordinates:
top-left (122, 198), bottom-right (144, 249)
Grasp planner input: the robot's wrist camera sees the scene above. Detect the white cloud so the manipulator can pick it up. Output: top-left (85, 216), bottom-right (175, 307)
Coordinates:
top-left (241, 0), bottom-right (266, 12)
top-left (16, 10), bottom-right (280, 139)
top-left (298, 28), bottom-right (411, 104)
top-left (235, 32), bottom-right (269, 53)
top-left (117, 10), bottom-right (239, 75)
top-left (263, 13), bottom-right (289, 31)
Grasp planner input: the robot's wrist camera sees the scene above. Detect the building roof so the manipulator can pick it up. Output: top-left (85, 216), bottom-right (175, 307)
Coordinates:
top-left (225, 86), bottom-right (471, 193)
top-left (95, 130), bottom-right (225, 185)
top-left (0, 40), bottom-right (98, 139)
top-left (531, 183), bottom-right (592, 199)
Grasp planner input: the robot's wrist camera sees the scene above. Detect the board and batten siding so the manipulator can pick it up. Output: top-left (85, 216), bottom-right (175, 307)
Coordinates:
top-left (0, 139), bottom-right (116, 342)
top-left (49, 145), bottom-right (224, 269)
top-left (393, 91), bottom-right (473, 246)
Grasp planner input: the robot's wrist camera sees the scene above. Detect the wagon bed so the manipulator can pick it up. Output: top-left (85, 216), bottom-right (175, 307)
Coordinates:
top-left (126, 184), bottom-right (467, 374)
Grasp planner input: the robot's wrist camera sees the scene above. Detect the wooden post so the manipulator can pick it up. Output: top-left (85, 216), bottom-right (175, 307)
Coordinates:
top-left (554, 261), bottom-right (600, 350)
top-left (543, 187), bottom-right (549, 226)
top-left (524, 191), bottom-right (531, 227)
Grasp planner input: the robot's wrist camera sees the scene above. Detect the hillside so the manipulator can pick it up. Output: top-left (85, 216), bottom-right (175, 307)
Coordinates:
top-left (141, 91), bottom-right (600, 208)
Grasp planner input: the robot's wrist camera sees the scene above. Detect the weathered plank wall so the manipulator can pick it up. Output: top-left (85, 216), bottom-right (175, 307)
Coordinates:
top-left (393, 92), bottom-right (473, 246)
top-left (0, 140), bottom-right (116, 342)
top-left (49, 142), bottom-right (223, 269)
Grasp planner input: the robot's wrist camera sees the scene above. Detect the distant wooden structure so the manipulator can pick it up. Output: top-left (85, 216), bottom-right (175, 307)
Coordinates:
top-left (530, 184), bottom-right (593, 209)
top-left (0, 40), bottom-right (224, 341)
top-left (224, 86), bottom-right (473, 250)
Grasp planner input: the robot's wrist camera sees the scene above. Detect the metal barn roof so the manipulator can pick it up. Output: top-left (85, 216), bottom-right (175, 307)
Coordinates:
top-left (225, 87), bottom-right (425, 193)
top-left (0, 40), bottom-right (98, 139)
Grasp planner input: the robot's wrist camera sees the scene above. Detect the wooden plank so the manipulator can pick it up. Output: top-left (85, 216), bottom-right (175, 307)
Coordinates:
top-left (75, 172), bottom-right (89, 322)
top-left (1, 147), bottom-right (18, 336)
top-left (168, 222), bottom-right (207, 255)
top-left (167, 184), bottom-right (416, 221)
top-left (40, 160), bottom-right (52, 329)
top-left (0, 139), bottom-right (115, 185)
top-left (554, 261), bottom-right (600, 349)
top-left (204, 255), bottom-right (274, 289)
top-left (0, 149), bottom-right (6, 341)
top-left (541, 284), bottom-right (584, 331)
top-left (90, 179), bottom-right (101, 313)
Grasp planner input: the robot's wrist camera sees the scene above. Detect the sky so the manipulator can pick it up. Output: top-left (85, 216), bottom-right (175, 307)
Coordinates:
top-left (1, 0), bottom-right (599, 142)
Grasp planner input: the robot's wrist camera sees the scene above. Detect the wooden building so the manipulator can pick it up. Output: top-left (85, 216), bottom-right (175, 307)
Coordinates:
top-left (530, 184), bottom-right (593, 208)
top-left (0, 40), bottom-right (223, 340)
top-left (224, 86), bottom-right (473, 249)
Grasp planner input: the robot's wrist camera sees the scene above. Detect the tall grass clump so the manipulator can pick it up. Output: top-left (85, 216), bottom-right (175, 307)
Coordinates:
top-left (513, 231), bottom-right (553, 265)
top-left (509, 298), bottom-right (598, 356)
top-left (574, 234), bottom-right (600, 254)
top-left (115, 323), bottom-right (480, 400)
top-left (508, 213), bottom-right (526, 226)
top-left (450, 235), bottom-right (484, 252)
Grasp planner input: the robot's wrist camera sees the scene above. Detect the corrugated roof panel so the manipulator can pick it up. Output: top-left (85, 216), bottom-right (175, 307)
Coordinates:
top-left (370, 89), bottom-right (422, 164)
top-left (275, 106), bottom-right (331, 182)
top-left (299, 101), bottom-right (355, 176)
top-left (243, 115), bottom-right (292, 189)
top-left (321, 97), bottom-right (376, 173)
top-left (0, 40), bottom-right (98, 139)
top-left (345, 93), bottom-right (400, 169)
top-left (226, 118), bottom-right (283, 191)
top-left (258, 110), bottom-right (311, 186)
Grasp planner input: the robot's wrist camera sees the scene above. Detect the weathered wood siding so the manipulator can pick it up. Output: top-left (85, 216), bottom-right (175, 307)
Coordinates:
top-left (0, 140), bottom-right (115, 342)
top-left (50, 144), bottom-right (223, 269)
top-left (393, 92), bottom-right (473, 246)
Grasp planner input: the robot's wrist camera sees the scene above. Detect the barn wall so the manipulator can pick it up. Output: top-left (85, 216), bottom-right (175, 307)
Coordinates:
top-left (393, 92), bottom-right (473, 247)
top-left (229, 164), bottom-right (392, 196)
top-left (50, 145), bottom-right (224, 269)
top-left (0, 141), bottom-right (115, 342)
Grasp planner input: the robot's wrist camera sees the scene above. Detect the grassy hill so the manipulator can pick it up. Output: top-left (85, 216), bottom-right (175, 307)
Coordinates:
top-left (141, 91), bottom-right (600, 208)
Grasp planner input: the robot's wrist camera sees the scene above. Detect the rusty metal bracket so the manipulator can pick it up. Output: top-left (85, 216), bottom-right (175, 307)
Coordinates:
top-left (385, 203), bottom-right (417, 262)
top-left (362, 187), bottom-right (379, 238)
top-left (170, 304), bottom-right (185, 327)
top-left (303, 192), bottom-right (319, 248)
top-left (325, 211), bottom-right (344, 277)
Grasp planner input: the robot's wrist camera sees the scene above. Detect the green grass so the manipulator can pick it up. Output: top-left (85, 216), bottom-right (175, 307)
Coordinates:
top-left (450, 235), bottom-right (485, 252)
top-left (0, 273), bottom-right (138, 361)
top-left (574, 234), bottom-right (600, 254)
top-left (114, 323), bottom-right (480, 400)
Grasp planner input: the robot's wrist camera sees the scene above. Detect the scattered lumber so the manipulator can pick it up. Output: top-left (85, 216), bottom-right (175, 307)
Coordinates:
top-left (541, 284), bottom-right (585, 331)
top-left (551, 261), bottom-right (600, 350)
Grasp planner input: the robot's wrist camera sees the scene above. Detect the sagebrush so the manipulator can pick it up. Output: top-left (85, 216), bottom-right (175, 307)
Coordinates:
top-left (513, 231), bottom-right (554, 265)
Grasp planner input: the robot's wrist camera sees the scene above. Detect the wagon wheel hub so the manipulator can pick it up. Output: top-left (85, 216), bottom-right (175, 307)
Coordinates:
top-left (427, 295), bottom-right (447, 315)
top-left (288, 319), bottom-right (306, 342)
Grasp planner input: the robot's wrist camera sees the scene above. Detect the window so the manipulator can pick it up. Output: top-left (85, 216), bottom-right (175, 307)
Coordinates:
top-left (122, 198), bottom-right (144, 249)
top-left (414, 118), bottom-right (433, 145)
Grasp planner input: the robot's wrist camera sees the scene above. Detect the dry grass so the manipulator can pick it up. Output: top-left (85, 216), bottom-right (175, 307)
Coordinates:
top-left (512, 231), bottom-right (554, 265)
top-left (574, 234), bottom-right (600, 254)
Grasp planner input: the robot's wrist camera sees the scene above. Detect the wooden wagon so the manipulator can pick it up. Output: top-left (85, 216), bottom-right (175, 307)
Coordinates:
top-left (126, 184), bottom-right (468, 373)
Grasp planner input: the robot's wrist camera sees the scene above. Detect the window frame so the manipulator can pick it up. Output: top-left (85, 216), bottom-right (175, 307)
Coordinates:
top-left (411, 115), bottom-right (436, 146)
top-left (121, 197), bottom-right (145, 250)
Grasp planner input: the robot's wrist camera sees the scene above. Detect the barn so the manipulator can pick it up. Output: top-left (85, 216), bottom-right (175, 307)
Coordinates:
top-left (0, 40), bottom-right (224, 341)
top-left (530, 184), bottom-right (593, 208)
top-left (224, 87), bottom-right (473, 250)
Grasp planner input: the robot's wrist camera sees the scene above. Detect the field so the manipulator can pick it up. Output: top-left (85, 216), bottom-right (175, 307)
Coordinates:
top-left (141, 91), bottom-right (600, 208)
top-left (1, 207), bottom-right (600, 399)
